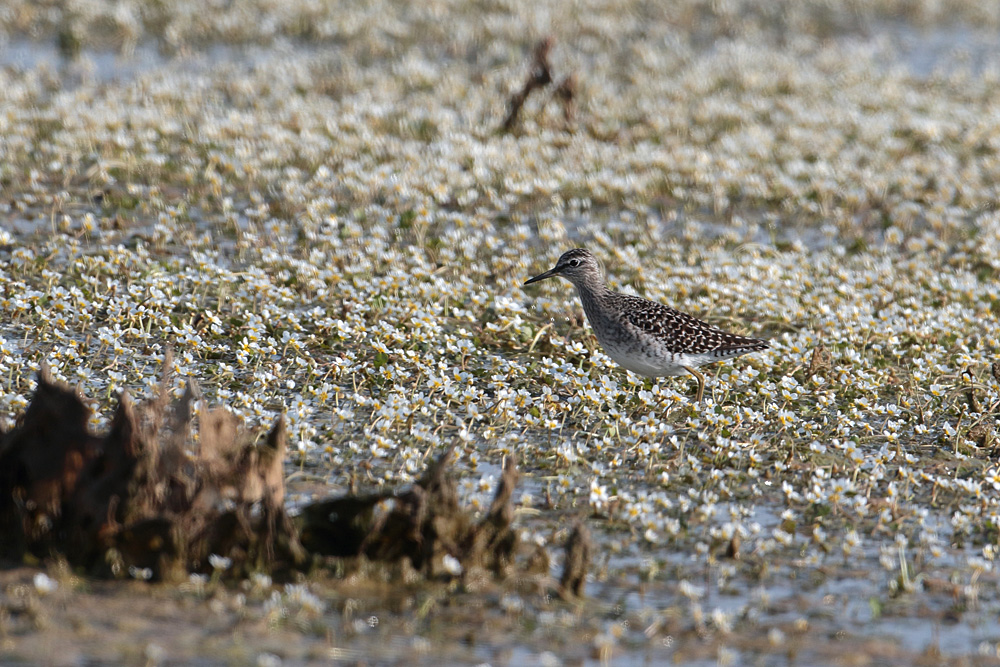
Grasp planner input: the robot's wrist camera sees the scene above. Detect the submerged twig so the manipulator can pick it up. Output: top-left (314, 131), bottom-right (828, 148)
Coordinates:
top-left (559, 520), bottom-right (592, 598)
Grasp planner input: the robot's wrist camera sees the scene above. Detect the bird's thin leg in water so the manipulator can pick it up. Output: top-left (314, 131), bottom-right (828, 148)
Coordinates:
top-left (682, 366), bottom-right (705, 405)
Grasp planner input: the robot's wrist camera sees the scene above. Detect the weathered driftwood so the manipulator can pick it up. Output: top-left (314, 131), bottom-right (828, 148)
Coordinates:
top-left (0, 365), bottom-right (109, 560)
top-left (300, 450), bottom-right (520, 579)
top-left (1, 364), bottom-right (585, 591)
top-left (0, 363), bottom-right (303, 580)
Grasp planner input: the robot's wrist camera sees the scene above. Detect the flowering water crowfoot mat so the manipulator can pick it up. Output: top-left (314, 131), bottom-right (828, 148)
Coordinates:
top-left (6, 0), bottom-right (1000, 663)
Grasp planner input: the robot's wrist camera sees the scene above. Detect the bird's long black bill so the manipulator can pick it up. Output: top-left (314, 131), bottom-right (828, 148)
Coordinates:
top-left (523, 267), bottom-right (560, 285)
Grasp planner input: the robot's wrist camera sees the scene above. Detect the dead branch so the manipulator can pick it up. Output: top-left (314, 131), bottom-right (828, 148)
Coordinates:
top-left (502, 37), bottom-right (555, 132)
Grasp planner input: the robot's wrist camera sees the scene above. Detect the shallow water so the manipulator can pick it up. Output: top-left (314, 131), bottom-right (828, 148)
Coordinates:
top-left (4, 6), bottom-right (1000, 665)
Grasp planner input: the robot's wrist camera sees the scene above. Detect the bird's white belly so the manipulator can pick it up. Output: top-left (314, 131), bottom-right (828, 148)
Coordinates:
top-left (602, 342), bottom-right (707, 377)
top-left (586, 306), bottom-right (738, 378)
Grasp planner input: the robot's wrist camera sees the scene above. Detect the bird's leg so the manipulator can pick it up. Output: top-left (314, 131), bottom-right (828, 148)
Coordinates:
top-left (682, 366), bottom-right (705, 405)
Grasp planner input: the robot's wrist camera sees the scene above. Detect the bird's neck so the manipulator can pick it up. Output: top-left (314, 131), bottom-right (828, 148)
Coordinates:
top-left (572, 276), bottom-right (611, 318)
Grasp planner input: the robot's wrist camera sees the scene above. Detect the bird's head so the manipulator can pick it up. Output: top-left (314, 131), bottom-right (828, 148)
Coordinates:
top-left (524, 248), bottom-right (603, 288)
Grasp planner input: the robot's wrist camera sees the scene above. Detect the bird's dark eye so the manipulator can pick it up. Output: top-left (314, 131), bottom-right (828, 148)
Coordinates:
top-left (568, 259), bottom-right (581, 267)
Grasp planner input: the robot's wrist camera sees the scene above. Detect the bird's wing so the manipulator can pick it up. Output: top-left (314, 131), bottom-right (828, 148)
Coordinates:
top-left (617, 293), bottom-right (767, 354)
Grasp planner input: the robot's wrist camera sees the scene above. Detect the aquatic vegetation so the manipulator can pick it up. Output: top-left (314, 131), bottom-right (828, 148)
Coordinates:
top-left (4, 0), bottom-right (1000, 662)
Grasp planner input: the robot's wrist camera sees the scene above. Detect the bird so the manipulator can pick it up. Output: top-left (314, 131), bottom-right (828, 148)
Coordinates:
top-left (523, 248), bottom-right (768, 404)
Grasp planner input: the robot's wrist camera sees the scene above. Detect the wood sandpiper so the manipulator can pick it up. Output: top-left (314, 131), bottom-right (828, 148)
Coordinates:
top-left (524, 248), bottom-right (769, 404)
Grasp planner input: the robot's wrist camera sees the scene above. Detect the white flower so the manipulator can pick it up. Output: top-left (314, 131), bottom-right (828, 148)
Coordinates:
top-left (33, 573), bottom-right (58, 595)
top-left (442, 554), bottom-right (463, 576)
top-left (209, 554), bottom-right (232, 571)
